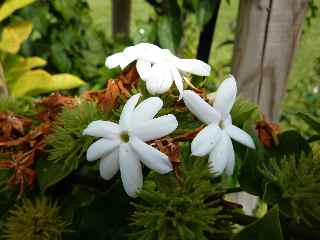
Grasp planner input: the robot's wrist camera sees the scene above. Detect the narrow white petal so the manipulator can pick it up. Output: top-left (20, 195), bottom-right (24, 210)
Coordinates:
top-left (213, 75), bottom-right (237, 118)
top-left (146, 63), bottom-right (173, 95)
top-left (105, 52), bottom-right (124, 69)
top-left (133, 97), bottom-right (163, 123)
top-left (83, 120), bottom-right (120, 139)
top-left (119, 93), bottom-right (141, 130)
top-left (119, 143), bottom-right (143, 197)
top-left (191, 124), bottom-right (222, 157)
top-left (171, 66), bottom-right (184, 100)
top-left (209, 132), bottom-right (234, 176)
top-left (131, 114), bottom-right (178, 141)
top-left (86, 139), bottom-right (121, 162)
top-left (225, 151), bottom-right (235, 176)
top-left (225, 124), bottom-right (255, 149)
top-left (175, 59), bottom-right (211, 76)
top-left (130, 137), bottom-right (172, 174)
top-left (136, 59), bottom-right (152, 80)
top-left (183, 90), bottom-right (221, 125)
top-left (120, 46), bottom-right (140, 69)
top-left (99, 149), bottom-right (120, 180)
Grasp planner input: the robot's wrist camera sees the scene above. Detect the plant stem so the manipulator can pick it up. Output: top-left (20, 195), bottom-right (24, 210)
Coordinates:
top-left (0, 62), bottom-right (8, 98)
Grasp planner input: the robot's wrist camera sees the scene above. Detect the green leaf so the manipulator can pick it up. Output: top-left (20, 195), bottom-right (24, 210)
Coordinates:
top-left (234, 206), bottom-right (283, 240)
top-left (231, 97), bottom-right (260, 126)
top-left (0, 21), bottom-right (32, 54)
top-left (9, 70), bottom-right (85, 96)
top-left (36, 158), bottom-right (74, 192)
top-left (196, 0), bottom-right (217, 28)
top-left (157, 16), bottom-right (176, 53)
top-left (272, 131), bottom-right (311, 157)
top-left (0, 0), bottom-right (36, 22)
top-left (296, 112), bottom-right (320, 133)
top-left (238, 120), bottom-right (267, 195)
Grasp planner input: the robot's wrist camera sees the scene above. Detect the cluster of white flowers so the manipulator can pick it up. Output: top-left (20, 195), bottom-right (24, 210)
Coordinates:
top-left (84, 43), bottom-right (255, 197)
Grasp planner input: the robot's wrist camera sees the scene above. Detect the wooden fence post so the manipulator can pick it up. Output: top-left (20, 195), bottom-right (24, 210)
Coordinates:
top-left (230, 0), bottom-right (309, 214)
top-left (112, 0), bottom-right (131, 41)
top-left (232, 0), bottom-right (309, 121)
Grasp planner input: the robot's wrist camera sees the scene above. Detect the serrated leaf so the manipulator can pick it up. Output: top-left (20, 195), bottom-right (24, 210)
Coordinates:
top-left (0, 0), bottom-right (36, 22)
top-left (0, 21), bottom-right (32, 54)
top-left (234, 206), bottom-right (283, 240)
top-left (9, 70), bottom-right (85, 96)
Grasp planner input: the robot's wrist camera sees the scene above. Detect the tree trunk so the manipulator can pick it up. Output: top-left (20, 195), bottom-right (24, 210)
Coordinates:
top-left (0, 62), bottom-right (8, 98)
top-left (232, 0), bottom-right (309, 121)
top-left (112, 0), bottom-right (131, 41)
top-left (230, 0), bottom-right (309, 215)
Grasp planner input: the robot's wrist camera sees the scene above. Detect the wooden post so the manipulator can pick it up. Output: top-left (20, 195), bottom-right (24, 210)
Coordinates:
top-left (112, 0), bottom-right (131, 41)
top-left (232, 0), bottom-right (309, 121)
top-left (230, 0), bottom-right (309, 215)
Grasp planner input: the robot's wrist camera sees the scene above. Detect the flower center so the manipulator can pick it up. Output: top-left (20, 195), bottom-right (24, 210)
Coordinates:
top-left (219, 120), bottom-right (226, 129)
top-left (120, 131), bottom-right (130, 142)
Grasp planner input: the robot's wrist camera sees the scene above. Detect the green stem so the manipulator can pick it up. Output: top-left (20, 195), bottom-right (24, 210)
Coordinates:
top-left (0, 61), bottom-right (8, 98)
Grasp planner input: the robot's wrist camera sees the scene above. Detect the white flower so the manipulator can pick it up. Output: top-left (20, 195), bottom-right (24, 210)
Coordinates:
top-left (182, 75), bottom-right (255, 176)
top-left (83, 94), bottom-right (178, 197)
top-left (105, 42), bottom-right (211, 99)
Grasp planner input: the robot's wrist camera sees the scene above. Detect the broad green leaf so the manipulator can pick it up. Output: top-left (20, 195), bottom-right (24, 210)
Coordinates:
top-left (238, 120), bottom-right (267, 195)
top-left (231, 97), bottom-right (261, 127)
top-left (4, 56), bottom-right (46, 84)
top-left (271, 130), bottom-right (311, 157)
top-left (157, 16), bottom-right (176, 53)
top-left (196, 0), bottom-right (216, 28)
top-left (296, 112), bottom-right (320, 133)
top-left (36, 157), bottom-right (74, 191)
top-left (9, 70), bottom-right (85, 96)
top-left (0, 21), bottom-right (32, 54)
top-left (234, 206), bottom-right (283, 240)
top-left (0, 0), bottom-right (36, 22)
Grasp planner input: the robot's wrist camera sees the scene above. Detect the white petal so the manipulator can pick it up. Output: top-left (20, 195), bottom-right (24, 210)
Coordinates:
top-left (225, 152), bottom-right (235, 176)
top-left (175, 59), bottom-right (211, 76)
top-left (119, 93), bottom-right (141, 130)
top-left (171, 66), bottom-right (184, 100)
top-left (136, 59), bottom-right (152, 80)
top-left (120, 46), bottom-right (140, 69)
top-left (133, 97), bottom-right (163, 123)
top-left (146, 63), bottom-right (173, 95)
top-left (131, 114), bottom-right (178, 141)
top-left (213, 75), bottom-right (237, 118)
top-left (130, 137), bottom-right (172, 174)
top-left (86, 139), bottom-right (121, 162)
top-left (191, 124), bottom-right (222, 156)
top-left (225, 125), bottom-right (255, 149)
top-left (119, 143), bottom-right (143, 197)
top-left (105, 52), bottom-right (124, 69)
top-left (209, 132), bottom-right (234, 176)
top-left (137, 43), bottom-right (164, 62)
top-left (183, 90), bottom-right (221, 125)
top-left (99, 149), bottom-right (119, 180)
top-left (83, 120), bottom-right (120, 139)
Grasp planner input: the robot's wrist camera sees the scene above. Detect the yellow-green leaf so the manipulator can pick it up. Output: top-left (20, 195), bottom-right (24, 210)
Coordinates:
top-left (23, 57), bottom-right (47, 69)
top-left (0, 21), bottom-right (33, 54)
top-left (0, 0), bottom-right (36, 22)
top-left (10, 70), bottom-right (86, 96)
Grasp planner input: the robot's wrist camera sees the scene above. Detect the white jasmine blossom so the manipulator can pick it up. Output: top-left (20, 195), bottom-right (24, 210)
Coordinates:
top-left (182, 75), bottom-right (255, 176)
top-left (105, 42), bottom-right (211, 99)
top-left (83, 94), bottom-right (178, 197)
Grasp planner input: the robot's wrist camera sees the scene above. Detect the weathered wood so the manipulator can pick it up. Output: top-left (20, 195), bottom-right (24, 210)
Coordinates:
top-left (232, 0), bottom-right (309, 120)
top-left (231, 0), bottom-right (309, 215)
top-left (0, 62), bottom-right (8, 98)
top-left (112, 0), bottom-right (131, 41)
